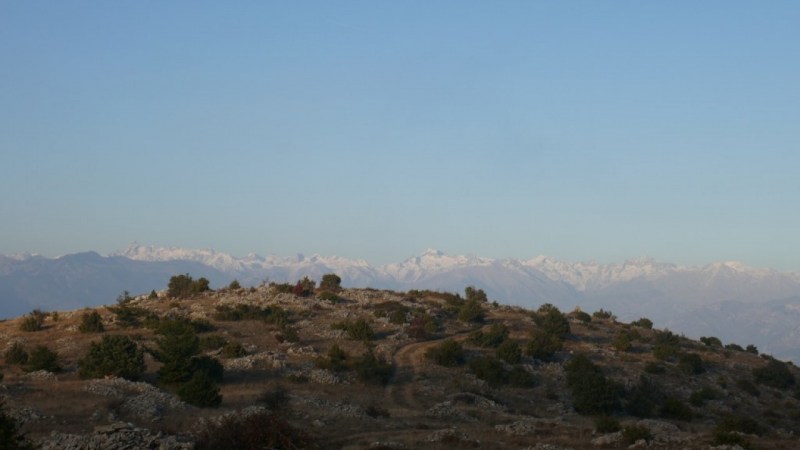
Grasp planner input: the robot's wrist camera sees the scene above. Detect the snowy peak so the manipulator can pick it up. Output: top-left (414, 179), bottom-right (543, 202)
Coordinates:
top-left (382, 249), bottom-right (494, 283)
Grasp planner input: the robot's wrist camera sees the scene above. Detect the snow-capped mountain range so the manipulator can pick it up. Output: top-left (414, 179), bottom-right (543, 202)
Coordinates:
top-left (3, 244), bottom-right (800, 361)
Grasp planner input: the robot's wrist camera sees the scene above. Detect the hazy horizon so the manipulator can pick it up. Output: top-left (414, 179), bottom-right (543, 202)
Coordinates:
top-left (2, 2), bottom-right (798, 271)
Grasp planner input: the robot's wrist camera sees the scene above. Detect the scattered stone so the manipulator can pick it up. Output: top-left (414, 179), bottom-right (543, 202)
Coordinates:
top-left (307, 368), bottom-right (341, 385)
top-left (494, 420), bottom-right (538, 436)
top-left (591, 431), bottom-right (622, 446)
top-left (26, 370), bottom-right (57, 381)
top-left (37, 423), bottom-right (192, 450)
top-left (85, 377), bottom-right (185, 421)
top-left (427, 427), bottom-right (466, 442)
top-left (426, 401), bottom-right (477, 422)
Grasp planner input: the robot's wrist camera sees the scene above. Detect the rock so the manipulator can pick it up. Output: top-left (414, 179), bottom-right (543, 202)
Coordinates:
top-left (591, 431), bottom-right (622, 445)
top-left (427, 428), bottom-right (466, 442)
top-left (85, 378), bottom-right (185, 421)
top-left (494, 420), bottom-right (538, 436)
top-left (628, 438), bottom-right (648, 448)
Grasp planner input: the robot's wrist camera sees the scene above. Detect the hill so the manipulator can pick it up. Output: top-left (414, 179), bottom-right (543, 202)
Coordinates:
top-left (2, 279), bottom-right (800, 449)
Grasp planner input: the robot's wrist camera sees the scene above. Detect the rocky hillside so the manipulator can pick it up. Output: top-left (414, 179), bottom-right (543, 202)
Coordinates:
top-left (1, 278), bottom-right (799, 449)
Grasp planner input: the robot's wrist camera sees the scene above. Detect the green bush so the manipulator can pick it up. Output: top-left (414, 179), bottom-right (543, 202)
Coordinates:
top-left (79, 335), bottom-right (145, 381)
top-left (270, 282), bottom-right (295, 294)
top-left (631, 317), bottom-right (653, 329)
top-left (19, 311), bottom-right (44, 332)
top-left (592, 309), bottom-right (614, 320)
top-left (469, 356), bottom-right (508, 386)
top-left (227, 279), bottom-right (241, 290)
top-left (194, 410), bottom-right (318, 450)
top-left (745, 344), bottom-right (758, 355)
top-left (457, 299), bottom-right (485, 323)
top-left (0, 400), bottom-right (36, 450)
top-left (425, 339), bottom-right (465, 367)
top-left (652, 330), bottom-right (681, 360)
top-left (532, 305), bottom-right (570, 336)
top-left (736, 378), bottom-right (760, 397)
top-left (319, 273), bottom-right (342, 291)
top-left (659, 396), bottom-right (692, 421)
top-left (316, 344), bottom-right (349, 372)
top-left (107, 302), bottom-right (149, 328)
top-left (318, 291), bottom-right (343, 303)
top-left (168, 274), bottom-right (211, 298)
top-left (594, 415), bottom-right (621, 433)
top-left (753, 358), bottom-right (796, 389)
top-left (25, 345), bottom-right (60, 372)
top-left (725, 343), bottom-right (745, 351)
top-left (4, 343), bottom-right (28, 365)
top-left (78, 310), bottom-right (105, 333)
top-left (155, 318), bottom-right (201, 384)
top-left (612, 331), bottom-right (633, 352)
top-left (700, 336), bottom-right (722, 347)
top-left (178, 370), bottom-right (222, 407)
top-left (222, 342), bottom-right (247, 358)
top-left (525, 330), bottom-right (563, 360)
top-left (678, 352), bottom-right (705, 374)
top-left (497, 340), bottom-right (522, 364)
top-left (292, 276), bottom-right (316, 297)
top-left (468, 323), bottom-right (509, 348)
top-left (507, 365), bottom-right (536, 388)
top-left (689, 386), bottom-right (720, 407)
top-left (573, 310), bottom-right (591, 323)
top-left (644, 361), bottom-right (665, 375)
top-left (213, 304), bottom-right (289, 325)
top-left (715, 415), bottom-right (765, 436)
top-left (407, 313), bottom-right (439, 340)
top-left (354, 351), bottom-right (394, 385)
top-left (334, 318), bottom-right (375, 342)
top-left (464, 286), bottom-right (488, 303)
top-left (624, 375), bottom-right (664, 417)
top-left (258, 385), bottom-right (290, 411)
top-left (564, 354), bottom-right (620, 415)
top-left (191, 355), bottom-right (224, 383)
top-left (200, 335), bottom-right (228, 351)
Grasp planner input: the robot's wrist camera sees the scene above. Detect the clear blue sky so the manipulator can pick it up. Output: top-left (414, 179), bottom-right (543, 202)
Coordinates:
top-left (1, 1), bottom-right (798, 270)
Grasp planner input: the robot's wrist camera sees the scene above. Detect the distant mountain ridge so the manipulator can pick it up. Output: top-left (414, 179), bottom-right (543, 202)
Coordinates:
top-left (2, 243), bottom-right (800, 361)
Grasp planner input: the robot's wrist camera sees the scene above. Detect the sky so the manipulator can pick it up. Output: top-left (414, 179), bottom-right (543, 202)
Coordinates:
top-left (1, 1), bottom-right (798, 270)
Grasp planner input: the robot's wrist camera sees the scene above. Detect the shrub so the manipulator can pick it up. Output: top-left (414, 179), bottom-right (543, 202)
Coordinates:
top-left (573, 310), bottom-right (591, 323)
top-left (200, 335), bottom-right (228, 351)
top-left (700, 336), bottom-right (722, 347)
top-left (468, 323), bottom-right (509, 348)
top-left (736, 378), bottom-right (760, 397)
top-left (227, 279), bottom-right (241, 290)
top-left (497, 340), bottom-right (522, 364)
top-left (0, 400), bottom-right (36, 450)
top-left (425, 339), bottom-right (465, 367)
top-left (388, 308), bottom-right (407, 324)
top-left (222, 342), bottom-right (247, 358)
top-left (469, 356), bottom-right (508, 386)
top-left (612, 331), bottom-right (633, 352)
top-left (194, 410), bottom-right (318, 450)
top-left (78, 310), bottom-right (105, 333)
top-left (365, 405), bottom-right (390, 418)
top-left (148, 290), bottom-right (158, 299)
top-left (319, 273), bottom-right (342, 291)
top-left (592, 309), bottom-right (614, 320)
top-left (644, 361), bottom-right (665, 374)
top-left (259, 385), bottom-right (290, 411)
top-left (407, 313), bottom-right (439, 340)
top-left (689, 386), bottom-right (721, 407)
top-left (745, 344), bottom-right (758, 355)
top-left (293, 276), bottom-right (316, 297)
top-left (213, 304), bottom-right (289, 325)
top-left (79, 335), bottom-right (145, 381)
top-left (594, 415), bottom-right (621, 433)
top-left (532, 305), bottom-right (570, 336)
top-left (167, 274), bottom-right (211, 298)
top-left (318, 291), bottom-right (343, 304)
top-left (107, 301), bottom-right (149, 328)
top-left (354, 351), bottom-right (394, 385)
top-left (270, 282), bottom-right (295, 294)
top-left (725, 343), bottom-right (745, 352)
top-left (191, 355), bottom-right (224, 382)
top-left (621, 425), bottom-right (651, 445)
top-left (178, 371), bottom-right (222, 407)
top-left (753, 358), bottom-right (796, 389)
top-left (19, 311), bottom-right (44, 332)
top-left (678, 352), bottom-right (705, 375)
top-left (317, 344), bottom-right (349, 372)
top-left (4, 343), bottom-right (28, 365)
top-left (336, 318), bottom-right (374, 342)
top-left (155, 318), bottom-right (201, 384)
top-left (25, 345), bottom-right (60, 372)
top-left (652, 330), bottom-right (680, 360)
top-left (464, 286), bottom-right (488, 303)
top-left (457, 300), bottom-right (485, 323)
top-left (715, 415), bottom-right (765, 436)
top-left (631, 317), bottom-right (653, 329)
top-left (507, 365), bottom-right (536, 388)
top-left (659, 396), bottom-right (692, 421)
top-left (625, 375), bottom-right (664, 417)
top-left (564, 354), bottom-right (620, 415)
top-left (525, 330), bottom-right (563, 360)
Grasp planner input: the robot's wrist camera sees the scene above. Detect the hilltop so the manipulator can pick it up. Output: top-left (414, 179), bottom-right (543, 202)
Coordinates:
top-left (2, 277), bottom-right (800, 449)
